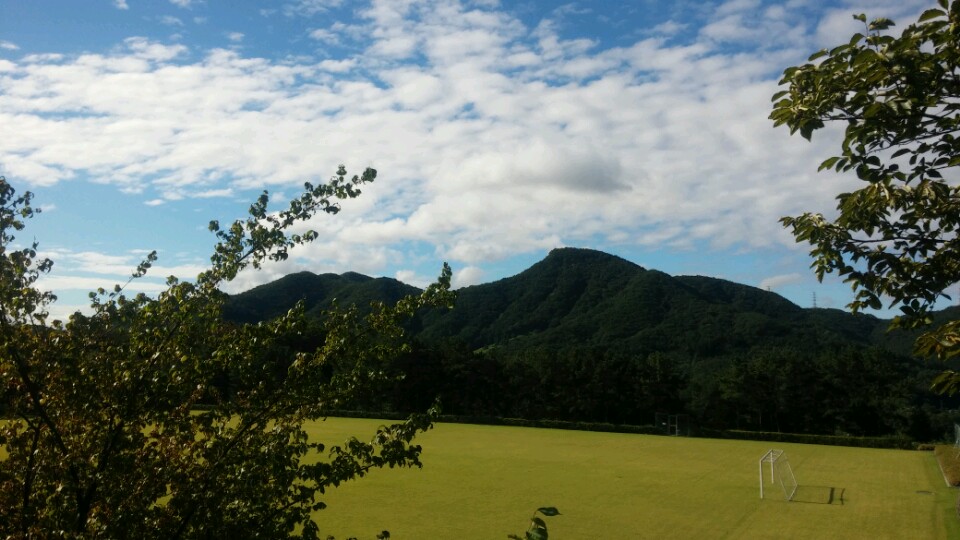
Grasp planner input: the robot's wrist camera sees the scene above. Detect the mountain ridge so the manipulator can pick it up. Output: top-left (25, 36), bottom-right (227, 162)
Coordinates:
top-left (224, 246), bottom-right (903, 356)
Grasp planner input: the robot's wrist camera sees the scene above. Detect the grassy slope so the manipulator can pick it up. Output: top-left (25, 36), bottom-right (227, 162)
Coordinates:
top-left (310, 418), bottom-right (959, 540)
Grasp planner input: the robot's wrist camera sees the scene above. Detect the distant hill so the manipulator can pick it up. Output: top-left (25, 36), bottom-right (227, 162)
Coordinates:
top-left (224, 247), bottom-right (899, 358)
top-left (223, 270), bottom-right (419, 324)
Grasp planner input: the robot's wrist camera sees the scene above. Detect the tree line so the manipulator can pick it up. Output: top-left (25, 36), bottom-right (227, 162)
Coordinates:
top-left (366, 340), bottom-right (956, 441)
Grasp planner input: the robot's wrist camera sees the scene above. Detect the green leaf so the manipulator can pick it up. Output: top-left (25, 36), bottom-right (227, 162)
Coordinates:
top-left (536, 507), bottom-right (561, 517)
top-left (918, 9), bottom-right (946, 22)
top-left (526, 529), bottom-right (548, 540)
top-left (818, 156), bottom-right (841, 171)
top-left (931, 370), bottom-right (960, 395)
top-left (868, 17), bottom-right (895, 31)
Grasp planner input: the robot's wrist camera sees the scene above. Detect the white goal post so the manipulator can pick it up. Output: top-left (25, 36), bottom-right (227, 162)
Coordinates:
top-left (759, 449), bottom-right (798, 501)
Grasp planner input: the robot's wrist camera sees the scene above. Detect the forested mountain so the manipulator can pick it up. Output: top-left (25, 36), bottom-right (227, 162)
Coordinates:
top-left (416, 248), bottom-right (893, 356)
top-left (223, 247), bottom-right (960, 440)
top-left (227, 247), bottom-right (891, 355)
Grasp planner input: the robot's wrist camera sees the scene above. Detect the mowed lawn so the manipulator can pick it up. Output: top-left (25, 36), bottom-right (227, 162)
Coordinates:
top-left (309, 418), bottom-right (960, 539)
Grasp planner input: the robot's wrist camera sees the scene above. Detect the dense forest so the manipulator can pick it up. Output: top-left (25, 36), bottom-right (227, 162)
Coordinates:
top-left (225, 248), bottom-right (960, 441)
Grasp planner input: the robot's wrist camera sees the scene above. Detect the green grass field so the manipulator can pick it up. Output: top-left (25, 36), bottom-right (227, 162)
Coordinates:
top-left (310, 418), bottom-right (960, 539)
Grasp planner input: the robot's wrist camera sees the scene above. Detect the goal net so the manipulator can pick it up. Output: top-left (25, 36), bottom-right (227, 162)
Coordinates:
top-left (759, 449), bottom-right (798, 501)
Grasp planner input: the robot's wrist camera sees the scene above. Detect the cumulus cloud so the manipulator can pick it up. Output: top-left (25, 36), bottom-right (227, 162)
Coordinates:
top-left (0, 41), bottom-right (19, 51)
top-left (113, 0), bottom-right (129, 10)
top-left (309, 28), bottom-right (339, 44)
top-left (36, 275), bottom-right (168, 294)
top-left (160, 16), bottom-right (184, 27)
top-left (0, 0), bottom-right (896, 296)
top-left (453, 266), bottom-right (485, 288)
top-left (395, 269), bottom-right (433, 288)
top-left (284, 0), bottom-right (344, 17)
top-left (759, 273), bottom-right (803, 291)
top-left (38, 249), bottom-right (207, 280)
top-left (30, 248), bottom-right (209, 319)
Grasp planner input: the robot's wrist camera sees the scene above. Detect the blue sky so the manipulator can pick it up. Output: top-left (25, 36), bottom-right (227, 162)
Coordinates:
top-left (0, 0), bottom-right (939, 320)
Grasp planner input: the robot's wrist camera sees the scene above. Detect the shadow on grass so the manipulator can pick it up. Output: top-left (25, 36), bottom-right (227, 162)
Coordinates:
top-left (792, 485), bottom-right (845, 505)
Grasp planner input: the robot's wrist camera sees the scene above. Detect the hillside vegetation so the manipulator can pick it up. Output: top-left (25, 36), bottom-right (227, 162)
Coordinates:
top-left (225, 247), bottom-right (960, 440)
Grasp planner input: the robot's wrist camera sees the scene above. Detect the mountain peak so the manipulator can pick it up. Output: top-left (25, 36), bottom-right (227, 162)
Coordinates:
top-left (545, 247), bottom-right (642, 266)
top-left (535, 247), bottom-right (646, 274)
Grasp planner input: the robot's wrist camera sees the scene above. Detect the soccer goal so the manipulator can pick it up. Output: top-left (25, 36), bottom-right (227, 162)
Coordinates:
top-left (654, 413), bottom-right (690, 436)
top-left (759, 449), bottom-right (798, 501)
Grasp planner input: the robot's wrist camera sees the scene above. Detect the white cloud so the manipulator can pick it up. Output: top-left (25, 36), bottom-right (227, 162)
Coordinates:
top-left (309, 28), bottom-right (339, 45)
top-left (0, 40), bottom-right (19, 51)
top-left (0, 0), bottom-right (874, 296)
top-left (317, 58), bottom-right (355, 72)
top-left (395, 269), bottom-right (432, 288)
top-left (284, 0), bottom-right (344, 17)
top-left (39, 249), bottom-right (139, 276)
top-left (716, 0), bottom-right (762, 17)
top-left (113, 0), bottom-right (129, 10)
top-left (160, 16), bottom-right (184, 27)
top-left (122, 37), bottom-right (188, 61)
top-left (21, 53), bottom-right (64, 63)
top-left (170, 0), bottom-right (193, 7)
top-left (36, 275), bottom-right (168, 294)
top-left (648, 20), bottom-right (686, 37)
top-left (34, 249), bottom-right (209, 295)
top-left (759, 273), bottom-right (803, 291)
top-left (194, 188), bottom-right (234, 198)
top-left (226, 32), bottom-right (244, 43)
top-left (453, 266), bottom-right (484, 288)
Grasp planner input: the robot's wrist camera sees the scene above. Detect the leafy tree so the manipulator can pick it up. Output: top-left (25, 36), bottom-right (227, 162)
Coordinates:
top-left (770, 0), bottom-right (960, 392)
top-left (0, 171), bottom-right (454, 538)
